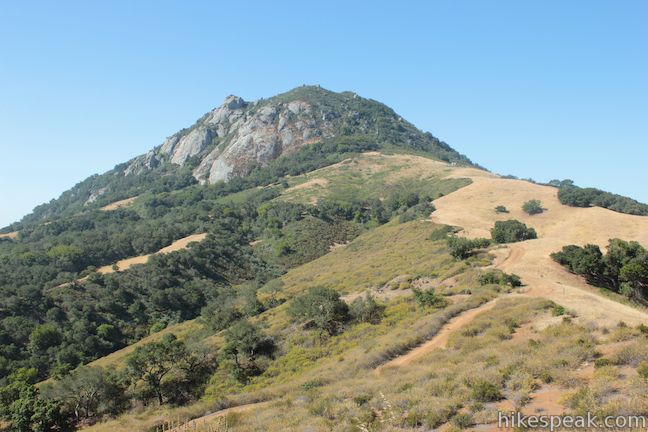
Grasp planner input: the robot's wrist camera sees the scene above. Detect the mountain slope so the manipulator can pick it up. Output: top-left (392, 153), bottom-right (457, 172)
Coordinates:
top-left (431, 166), bottom-right (648, 325)
top-left (11, 85), bottom-right (473, 227)
top-left (3, 88), bottom-right (648, 432)
top-left (80, 160), bottom-right (648, 432)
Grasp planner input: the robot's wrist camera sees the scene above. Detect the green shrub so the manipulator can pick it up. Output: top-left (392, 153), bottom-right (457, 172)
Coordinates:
top-left (552, 305), bottom-right (566, 316)
top-left (639, 324), bottom-right (648, 336)
top-left (478, 270), bottom-right (522, 287)
top-left (522, 199), bottom-right (544, 215)
top-left (470, 381), bottom-right (502, 402)
top-left (446, 236), bottom-right (491, 260)
top-left (490, 220), bottom-right (537, 243)
top-left (301, 379), bottom-right (326, 390)
top-left (349, 294), bottom-right (385, 324)
top-left (638, 361), bottom-right (648, 380)
top-left (289, 286), bottom-right (349, 336)
top-left (452, 413), bottom-right (474, 429)
top-left (594, 358), bottom-right (613, 368)
top-left (352, 394), bottom-right (372, 406)
top-left (428, 225), bottom-right (456, 241)
top-left (412, 287), bottom-right (446, 308)
top-left (494, 205), bottom-right (509, 214)
top-left (507, 273), bottom-right (522, 287)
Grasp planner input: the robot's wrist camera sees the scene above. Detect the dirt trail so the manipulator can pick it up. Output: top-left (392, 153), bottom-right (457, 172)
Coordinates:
top-left (166, 401), bottom-right (269, 432)
top-left (377, 299), bottom-right (499, 371)
top-left (432, 168), bottom-right (648, 327)
top-left (0, 231), bottom-right (18, 239)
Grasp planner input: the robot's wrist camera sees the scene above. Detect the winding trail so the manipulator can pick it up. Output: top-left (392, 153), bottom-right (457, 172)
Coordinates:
top-left (378, 299), bottom-right (499, 370)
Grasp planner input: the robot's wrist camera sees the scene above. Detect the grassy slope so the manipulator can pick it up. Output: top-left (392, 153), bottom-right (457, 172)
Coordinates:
top-left (83, 217), bottom-right (498, 432)
top-left (432, 165), bottom-right (648, 326)
top-left (278, 152), bottom-right (470, 206)
top-left (81, 153), bottom-right (648, 431)
top-left (82, 152), bottom-right (467, 371)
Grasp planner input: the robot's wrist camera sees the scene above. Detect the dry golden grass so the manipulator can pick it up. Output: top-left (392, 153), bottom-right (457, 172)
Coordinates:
top-left (378, 298), bottom-right (499, 369)
top-left (97, 233), bottom-right (207, 274)
top-left (432, 168), bottom-right (648, 326)
top-left (284, 177), bottom-right (329, 192)
top-left (278, 152), bottom-right (467, 205)
top-left (87, 319), bottom-right (202, 370)
top-left (280, 220), bottom-right (464, 296)
top-left (0, 231), bottom-right (18, 239)
top-left (79, 154), bottom-right (648, 431)
top-left (221, 298), bottom-right (645, 431)
top-left (99, 196), bottom-right (137, 211)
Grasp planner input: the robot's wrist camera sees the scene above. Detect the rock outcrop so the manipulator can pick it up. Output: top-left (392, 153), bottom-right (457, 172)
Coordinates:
top-left (124, 89), bottom-right (343, 184)
top-left (16, 85), bottom-right (474, 225)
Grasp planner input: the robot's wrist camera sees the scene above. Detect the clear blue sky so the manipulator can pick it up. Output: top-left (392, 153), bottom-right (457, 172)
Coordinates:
top-left (1, 1), bottom-right (647, 227)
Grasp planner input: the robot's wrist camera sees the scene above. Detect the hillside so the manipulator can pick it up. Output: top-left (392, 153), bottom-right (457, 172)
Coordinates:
top-left (2, 88), bottom-right (648, 432)
top-left (6, 85), bottom-right (473, 229)
top-left (432, 167), bottom-right (648, 326)
top-left (77, 159), bottom-right (648, 431)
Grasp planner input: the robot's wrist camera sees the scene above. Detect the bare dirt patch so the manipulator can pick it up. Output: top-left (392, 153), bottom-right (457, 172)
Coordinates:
top-left (100, 196), bottom-right (137, 211)
top-left (97, 233), bottom-right (208, 274)
top-left (0, 231), bottom-right (18, 239)
top-left (432, 169), bottom-right (648, 326)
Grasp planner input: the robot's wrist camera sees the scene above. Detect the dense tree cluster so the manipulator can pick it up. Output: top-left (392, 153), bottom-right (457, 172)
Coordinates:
top-left (552, 180), bottom-right (648, 216)
top-left (0, 368), bottom-right (73, 432)
top-left (551, 239), bottom-right (648, 303)
top-left (0, 164), bottom-right (433, 386)
top-left (490, 220), bottom-right (537, 243)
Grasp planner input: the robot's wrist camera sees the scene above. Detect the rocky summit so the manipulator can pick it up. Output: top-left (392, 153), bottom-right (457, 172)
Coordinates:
top-left (17, 85), bottom-right (472, 224)
top-left (124, 85), bottom-right (470, 184)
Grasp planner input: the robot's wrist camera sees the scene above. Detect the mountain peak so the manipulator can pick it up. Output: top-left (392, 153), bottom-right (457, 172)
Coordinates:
top-left (126, 86), bottom-right (472, 184)
top-left (221, 94), bottom-right (246, 110)
top-left (16, 87), bottom-right (474, 225)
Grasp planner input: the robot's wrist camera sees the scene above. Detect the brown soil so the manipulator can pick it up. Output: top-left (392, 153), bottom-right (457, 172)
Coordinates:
top-left (0, 231), bottom-right (18, 239)
top-left (100, 197), bottom-right (137, 211)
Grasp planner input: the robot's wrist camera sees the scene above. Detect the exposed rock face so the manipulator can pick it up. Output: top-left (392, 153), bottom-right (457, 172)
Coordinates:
top-left (16, 86), bottom-right (475, 225)
top-left (125, 91), bottom-right (337, 184)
